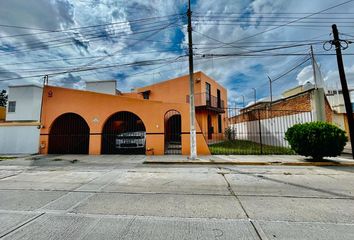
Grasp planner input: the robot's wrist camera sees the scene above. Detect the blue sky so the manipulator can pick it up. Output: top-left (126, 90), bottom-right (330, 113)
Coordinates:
top-left (0, 0), bottom-right (354, 106)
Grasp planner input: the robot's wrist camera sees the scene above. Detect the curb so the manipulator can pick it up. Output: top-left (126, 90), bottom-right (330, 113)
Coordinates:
top-left (143, 161), bottom-right (354, 166)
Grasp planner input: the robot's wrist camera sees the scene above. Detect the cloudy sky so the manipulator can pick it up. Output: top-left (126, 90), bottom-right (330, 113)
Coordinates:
top-left (0, 0), bottom-right (354, 106)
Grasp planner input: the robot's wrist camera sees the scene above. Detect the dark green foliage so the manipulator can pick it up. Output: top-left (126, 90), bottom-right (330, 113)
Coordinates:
top-left (0, 89), bottom-right (7, 107)
top-left (285, 122), bottom-right (348, 161)
top-left (224, 127), bottom-right (236, 141)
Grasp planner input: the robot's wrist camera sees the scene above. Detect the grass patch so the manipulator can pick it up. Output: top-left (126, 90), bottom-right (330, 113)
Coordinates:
top-left (209, 140), bottom-right (294, 155)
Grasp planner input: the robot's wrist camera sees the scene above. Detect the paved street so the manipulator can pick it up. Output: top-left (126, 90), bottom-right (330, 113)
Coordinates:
top-left (0, 155), bottom-right (354, 239)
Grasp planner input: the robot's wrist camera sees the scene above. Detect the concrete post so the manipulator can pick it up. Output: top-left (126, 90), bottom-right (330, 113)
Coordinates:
top-left (312, 88), bottom-right (326, 122)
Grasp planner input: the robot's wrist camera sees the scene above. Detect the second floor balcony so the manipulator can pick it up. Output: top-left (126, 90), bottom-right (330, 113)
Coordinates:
top-left (186, 92), bottom-right (225, 113)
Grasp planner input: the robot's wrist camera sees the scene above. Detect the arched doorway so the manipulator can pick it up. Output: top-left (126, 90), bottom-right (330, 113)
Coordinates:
top-left (164, 110), bottom-right (182, 155)
top-left (101, 111), bottom-right (146, 154)
top-left (48, 113), bottom-right (90, 154)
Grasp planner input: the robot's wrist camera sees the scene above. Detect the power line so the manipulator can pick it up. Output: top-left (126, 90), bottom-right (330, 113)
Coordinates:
top-left (3, 16), bottom-right (183, 49)
top-left (193, 41), bottom-right (325, 50)
top-left (194, 11), bottom-right (354, 15)
top-left (0, 13), bottom-right (184, 39)
top-left (193, 18), bottom-right (354, 24)
top-left (271, 57), bottom-right (311, 82)
top-left (0, 21), bottom-right (184, 56)
top-left (195, 42), bottom-right (324, 56)
top-left (0, 55), bottom-right (188, 82)
top-left (197, 0), bottom-right (354, 53)
top-left (77, 21), bottom-right (180, 74)
top-left (0, 48), bottom-right (184, 67)
top-left (194, 15), bottom-right (354, 20)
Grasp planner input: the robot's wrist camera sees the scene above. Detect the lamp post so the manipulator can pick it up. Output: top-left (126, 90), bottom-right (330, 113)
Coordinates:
top-left (252, 88), bottom-right (257, 104)
top-left (241, 95), bottom-right (245, 108)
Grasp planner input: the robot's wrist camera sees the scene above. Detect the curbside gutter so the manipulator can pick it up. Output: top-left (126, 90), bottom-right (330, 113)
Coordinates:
top-left (143, 160), bottom-right (354, 166)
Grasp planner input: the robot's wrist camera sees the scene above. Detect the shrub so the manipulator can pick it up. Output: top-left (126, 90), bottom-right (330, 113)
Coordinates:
top-left (224, 127), bottom-right (236, 141)
top-left (285, 122), bottom-right (347, 161)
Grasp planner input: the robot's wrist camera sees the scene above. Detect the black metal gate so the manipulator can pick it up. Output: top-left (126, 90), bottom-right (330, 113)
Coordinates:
top-left (48, 113), bottom-right (90, 154)
top-left (164, 110), bottom-right (182, 155)
top-left (101, 111), bottom-right (146, 154)
top-left (206, 108), bottom-right (313, 155)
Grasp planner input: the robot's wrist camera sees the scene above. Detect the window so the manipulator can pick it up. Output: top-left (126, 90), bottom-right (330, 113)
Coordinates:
top-left (141, 90), bottom-right (150, 100)
top-left (217, 89), bottom-right (221, 108)
top-left (8, 101), bottom-right (16, 113)
top-left (218, 114), bottom-right (222, 133)
top-left (142, 92), bottom-right (149, 100)
top-left (206, 82), bottom-right (211, 106)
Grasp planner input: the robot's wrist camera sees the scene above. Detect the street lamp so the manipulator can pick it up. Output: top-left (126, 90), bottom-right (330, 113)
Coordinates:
top-left (252, 88), bottom-right (257, 104)
top-left (241, 95), bottom-right (245, 108)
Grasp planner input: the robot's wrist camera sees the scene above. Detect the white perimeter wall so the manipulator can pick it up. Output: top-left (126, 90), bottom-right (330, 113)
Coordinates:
top-left (0, 125), bottom-right (40, 154)
top-left (231, 112), bottom-right (313, 147)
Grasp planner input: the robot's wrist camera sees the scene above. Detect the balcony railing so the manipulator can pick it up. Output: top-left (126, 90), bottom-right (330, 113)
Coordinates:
top-left (186, 92), bottom-right (225, 112)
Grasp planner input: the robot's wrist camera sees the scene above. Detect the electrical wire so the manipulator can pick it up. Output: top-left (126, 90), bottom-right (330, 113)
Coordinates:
top-left (0, 13), bottom-right (184, 39)
top-left (196, 0), bottom-right (354, 54)
top-left (0, 55), bottom-right (188, 82)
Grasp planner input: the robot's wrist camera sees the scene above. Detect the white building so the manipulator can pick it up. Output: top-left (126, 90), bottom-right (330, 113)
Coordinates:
top-left (85, 80), bottom-right (119, 95)
top-left (0, 85), bottom-right (42, 154)
top-left (0, 81), bottom-right (121, 155)
top-left (6, 85), bottom-right (43, 121)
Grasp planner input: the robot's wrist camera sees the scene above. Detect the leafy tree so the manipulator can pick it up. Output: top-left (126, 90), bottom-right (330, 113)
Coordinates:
top-left (0, 89), bottom-right (7, 107)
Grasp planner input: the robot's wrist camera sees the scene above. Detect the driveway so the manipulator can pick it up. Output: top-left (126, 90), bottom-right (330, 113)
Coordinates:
top-left (0, 154), bottom-right (354, 239)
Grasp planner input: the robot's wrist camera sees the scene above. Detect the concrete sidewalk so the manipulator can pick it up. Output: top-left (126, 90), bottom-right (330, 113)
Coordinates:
top-left (144, 154), bottom-right (354, 166)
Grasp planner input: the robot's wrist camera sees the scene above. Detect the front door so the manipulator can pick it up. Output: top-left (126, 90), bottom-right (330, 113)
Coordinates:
top-left (207, 114), bottom-right (213, 139)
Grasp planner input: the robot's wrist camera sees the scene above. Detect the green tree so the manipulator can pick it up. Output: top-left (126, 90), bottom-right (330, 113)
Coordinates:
top-left (0, 89), bottom-right (7, 107)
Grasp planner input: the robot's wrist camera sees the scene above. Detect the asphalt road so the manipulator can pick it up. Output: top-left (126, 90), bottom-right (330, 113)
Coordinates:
top-left (0, 155), bottom-right (354, 239)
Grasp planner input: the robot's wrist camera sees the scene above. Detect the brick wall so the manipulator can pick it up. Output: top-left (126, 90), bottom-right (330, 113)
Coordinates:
top-left (325, 98), bottom-right (333, 122)
top-left (229, 90), bottom-right (336, 124)
top-left (230, 92), bottom-right (312, 123)
top-left (270, 93), bottom-right (311, 112)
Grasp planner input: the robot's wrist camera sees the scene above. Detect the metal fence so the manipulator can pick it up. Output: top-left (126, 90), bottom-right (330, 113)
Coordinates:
top-left (202, 108), bottom-right (313, 155)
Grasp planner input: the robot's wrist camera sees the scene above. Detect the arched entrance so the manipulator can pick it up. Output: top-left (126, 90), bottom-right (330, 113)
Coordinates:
top-left (101, 111), bottom-right (146, 154)
top-left (48, 113), bottom-right (90, 154)
top-left (164, 110), bottom-right (182, 155)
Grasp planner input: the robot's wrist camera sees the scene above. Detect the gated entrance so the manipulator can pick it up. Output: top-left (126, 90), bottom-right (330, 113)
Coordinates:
top-left (48, 113), bottom-right (90, 154)
top-left (164, 110), bottom-right (182, 155)
top-left (101, 111), bottom-right (146, 154)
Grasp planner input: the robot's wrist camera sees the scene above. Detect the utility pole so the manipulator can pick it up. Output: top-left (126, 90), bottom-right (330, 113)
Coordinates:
top-left (187, 0), bottom-right (197, 160)
top-left (241, 95), bottom-right (245, 108)
top-left (252, 88), bottom-right (257, 104)
top-left (332, 24), bottom-right (354, 159)
top-left (310, 45), bottom-right (318, 88)
top-left (267, 76), bottom-right (273, 105)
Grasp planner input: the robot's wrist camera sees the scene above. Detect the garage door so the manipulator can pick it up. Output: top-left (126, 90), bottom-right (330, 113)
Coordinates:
top-left (48, 113), bottom-right (90, 154)
top-left (101, 111), bottom-right (146, 154)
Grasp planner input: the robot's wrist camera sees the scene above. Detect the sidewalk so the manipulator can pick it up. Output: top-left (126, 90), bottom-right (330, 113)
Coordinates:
top-left (343, 142), bottom-right (352, 154)
top-left (144, 154), bottom-right (354, 166)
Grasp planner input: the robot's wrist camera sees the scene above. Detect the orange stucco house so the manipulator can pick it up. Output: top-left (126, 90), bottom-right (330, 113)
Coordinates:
top-left (39, 71), bottom-right (228, 155)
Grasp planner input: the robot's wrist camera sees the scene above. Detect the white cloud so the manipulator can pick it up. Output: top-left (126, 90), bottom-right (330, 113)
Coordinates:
top-left (296, 65), bottom-right (314, 85)
top-left (1, 0), bottom-right (354, 104)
